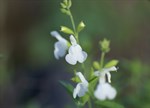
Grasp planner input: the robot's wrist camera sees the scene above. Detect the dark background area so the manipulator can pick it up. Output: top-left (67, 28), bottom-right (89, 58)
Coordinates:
top-left (0, 0), bottom-right (150, 108)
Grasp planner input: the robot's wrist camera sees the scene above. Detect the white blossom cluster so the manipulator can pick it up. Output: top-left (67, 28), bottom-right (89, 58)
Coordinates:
top-left (51, 31), bottom-right (117, 101)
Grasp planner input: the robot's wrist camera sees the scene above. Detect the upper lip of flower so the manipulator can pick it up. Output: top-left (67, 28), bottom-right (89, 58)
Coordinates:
top-left (76, 72), bottom-right (88, 85)
top-left (94, 66), bottom-right (117, 83)
top-left (70, 35), bottom-right (77, 45)
top-left (51, 31), bottom-right (68, 59)
top-left (73, 72), bottom-right (88, 98)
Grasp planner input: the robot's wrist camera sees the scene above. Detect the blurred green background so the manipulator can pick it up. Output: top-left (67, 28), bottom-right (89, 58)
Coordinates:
top-left (0, 0), bottom-right (150, 108)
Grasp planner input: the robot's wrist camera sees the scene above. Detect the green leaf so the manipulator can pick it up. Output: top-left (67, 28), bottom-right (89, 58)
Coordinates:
top-left (59, 81), bottom-right (74, 97)
top-left (60, 3), bottom-right (67, 8)
top-left (61, 26), bottom-right (74, 34)
top-left (104, 60), bottom-right (119, 68)
top-left (93, 61), bottom-right (100, 70)
top-left (95, 101), bottom-right (125, 108)
top-left (88, 77), bottom-right (98, 97)
top-left (77, 21), bottom-right (85, 33)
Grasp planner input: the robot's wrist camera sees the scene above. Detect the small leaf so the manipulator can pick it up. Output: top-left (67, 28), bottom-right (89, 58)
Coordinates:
top-left (93, 61), bottom-right (100, 70)
top-left (68, 0), bottom-right (72, 8)
top-left (89, 67), bottom-right (94, 79)
top-left (67, 41), bottom-right (71, 47)
top-left (59, 81), bottom-right (74, 97)
top-left (61, 26), bottom-right (74, 34)
top-left (95, 101), bottom-right (125, 108)
top-left (60, 8), bottom-right (70, 15)
top-left (77, 21), bottom-right (85, 32)
top-left (79, 94), bottom-right (89, 106)
top-left (104, 60), bottom-right (119, 68)
top-left (60, 3), bottom-right (67, 8)
top-left (71, 76), bottom-right (80, 83)
top-left (63, 0), bottom-right (68, 5)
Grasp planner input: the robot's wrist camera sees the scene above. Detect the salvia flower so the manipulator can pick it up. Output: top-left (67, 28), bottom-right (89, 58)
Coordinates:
top-left (94, 66), bottom-right (117, 100)
top-left (51, 31), bottom-right (68, 59)
top-left (65, 35), bottom-right (87, 65)
top-left (73, 72), bottom-right (88, 98)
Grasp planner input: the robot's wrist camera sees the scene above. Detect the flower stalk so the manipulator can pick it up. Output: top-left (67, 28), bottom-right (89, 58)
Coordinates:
top-left (68, 9), bottom-right (79, 43)
top-left (100, 52), bottom-right (105, 69)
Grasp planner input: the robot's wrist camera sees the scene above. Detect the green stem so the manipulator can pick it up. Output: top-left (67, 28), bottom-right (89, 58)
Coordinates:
top-left (100, 52), bottom-right (105, 68)
top-left (76, 33), bottom-right (79, 44)
top-left (76, 102), bottom-right (82, 108)
top-left (68, 7), bottom-right (87, 108)
top-left (82, 63), bottom-right (86, 74)
top-left (69, 9), bottom-right (76, 33)
top-left (88, 98), bottom-right (92, 108)
top-left (68, 9), bottom-right (79, 43)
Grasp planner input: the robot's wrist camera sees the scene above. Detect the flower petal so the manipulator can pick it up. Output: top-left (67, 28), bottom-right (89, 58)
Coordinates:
top-left (77, 51), bottom-right (87, 63)
top-left (71, 45), bottom-right (87, 63)
top-left (70, 35), bottom-right (77, 45)
top-left (94, 71), bottom-right (106, 84)
top-left (73, 83), bottom-right (81, 98)
top-left (66, 44), bottom-right (87, 65)
top-left (51, 31), bottom-right (68, 59)
top-left (68, 45), bottom-right (82, 55)
top-left (104, 83), bottom-right (117, 100)
top-left (54, 40), bottom-right (67, 59)
top-left (76, 72), bottom-right (88, 85)
top-left (104, 66), bottom-right (117, 72)
top-left (94, 83), bottom-right (107, 100)
top-left (94, 83), bottom-right (117, 100)
top-left (66, 35), bottom-right (87, 64)
top-left (65, 53), bottom-right (77, 65)
top-left (73, 83), bottom-right (88, 98)
top-left (99, 76), bottom-right (106, 84)
top-left (51, 31), bottom-right (63, 41)
top-left (77, 83), bottom-right (88, 97)
top-left (54, 43), bottom-right (59, 59)
top-left (73, 72), bottom-right (89, 98)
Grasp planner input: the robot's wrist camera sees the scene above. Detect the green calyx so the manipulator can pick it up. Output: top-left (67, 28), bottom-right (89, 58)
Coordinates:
top-left (99, 38), bottom-right (110, 53)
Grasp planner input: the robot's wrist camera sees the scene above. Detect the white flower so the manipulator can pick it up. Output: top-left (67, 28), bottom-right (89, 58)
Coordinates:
top-left (73, 72), bottom-right (88, 98)
top-left (51, 31), bottom-right (68, 59)
top-left (94, 66), bottom-right (117, 100)
top-left (94, 82), bottom-right (117, 101)
top-left (94, 66), bottom-right (117, 83)
top-left (65, 35), bottom-right (87, 65)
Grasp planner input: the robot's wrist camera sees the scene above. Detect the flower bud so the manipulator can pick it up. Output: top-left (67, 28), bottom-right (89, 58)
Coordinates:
top-left (77, 21), bottom-right (85, 32)
top-left (60, 26), bottom-right (74, 34)
top-left (93, 61), bottom-right (100, 70)
top-left (99, 38), bottom-right (110, 53)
